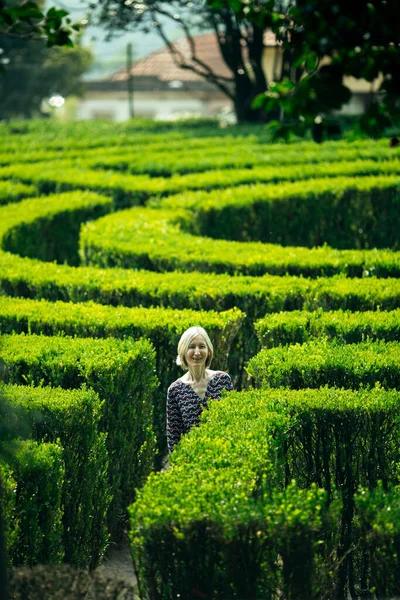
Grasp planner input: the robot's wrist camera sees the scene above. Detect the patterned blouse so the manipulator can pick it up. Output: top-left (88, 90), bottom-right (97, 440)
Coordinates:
top-left (166, 371), bottom-right (234, 453)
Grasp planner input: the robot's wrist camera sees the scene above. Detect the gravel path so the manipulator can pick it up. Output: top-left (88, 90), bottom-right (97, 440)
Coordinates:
top-left (95, 538), bottom-right (139, 593)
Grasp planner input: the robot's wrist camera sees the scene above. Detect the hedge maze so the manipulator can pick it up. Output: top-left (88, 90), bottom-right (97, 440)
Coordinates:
top-left (0, 120), bottom-right (399, 597)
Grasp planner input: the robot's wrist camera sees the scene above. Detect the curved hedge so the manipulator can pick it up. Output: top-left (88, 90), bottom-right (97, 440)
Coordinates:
top-left (81, 177), bottom-right (400, 278)
top-left (1, 152), bottom-right (399, 207)
top-left (0, 180), bottom-right (37, 206)
top-left (130, 386), bottom-right (400, 599)
top-left (159, 174), bottom-right (400, 250)
top-left (1, 192), bottom-right (399, 320)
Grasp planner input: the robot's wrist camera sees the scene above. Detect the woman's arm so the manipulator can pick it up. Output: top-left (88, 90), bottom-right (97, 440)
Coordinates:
top-left (166, 386), bottom-right (184, 453)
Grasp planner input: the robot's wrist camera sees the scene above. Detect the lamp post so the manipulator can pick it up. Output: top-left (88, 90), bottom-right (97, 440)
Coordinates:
top-left (127, 42), bottom-right (134, 119)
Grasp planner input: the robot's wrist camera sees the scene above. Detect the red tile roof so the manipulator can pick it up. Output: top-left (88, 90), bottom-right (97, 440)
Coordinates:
top-left (108, 31), bottom-right (277, 83)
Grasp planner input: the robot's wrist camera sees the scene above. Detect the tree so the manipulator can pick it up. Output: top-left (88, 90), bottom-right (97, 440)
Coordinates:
top-left (92, 0), bottom-right (297, 122)
top-left (0, 379), bottom-right (32, 600)
top-left (0, 37), bottom-right (92, 118)
top-left (214, 0), bottom-right (400, 140)
top-left (1, 0), bottom-right (79, 57)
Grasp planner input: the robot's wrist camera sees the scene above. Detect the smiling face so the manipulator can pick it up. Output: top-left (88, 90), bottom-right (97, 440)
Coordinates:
top-left (185, 334), bottom-right (209, 368)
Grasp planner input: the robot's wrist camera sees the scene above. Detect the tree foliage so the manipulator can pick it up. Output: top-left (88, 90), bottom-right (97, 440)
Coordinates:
top-left (0, 38), bottom-right (92, 119)
top-left (94, 0), bottom-right (399, 135)
top-left (213, 0), bottom-right (400, 140)
top-left (92, 0), bottom-right (295, 122)
top-left (0, 0), bottom-right (79, 54)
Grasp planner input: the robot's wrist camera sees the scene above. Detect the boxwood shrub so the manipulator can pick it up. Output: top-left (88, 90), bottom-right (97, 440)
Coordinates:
top-left (1, 191), bottom-right (112, 266)
top-left (0, 296), bottom-right (244, 451)
top-left (80, 199), bottom-right (400, 278)
top-left (4, 384), bottom-right (110, 569)
top-left (247, 339), bottom-right (400, 390)
top-left (1, 144), bottom-right (399, 205)
top-left (130, 386), bottom-right (400, 598)
top-left (355, 483), bottom-right (400, 598)
top-left (160, 174), bottom-right (400, 251)
top-left (255, 308), bottom-right (400, 347)
top-left (0, 181), bottom-right (37, 206)
top-left (1, 440), bottom-right (64, 566)
top-left (0, 333), bottom-right (157, 540)
top-left (0, 189), bottom-right (399, 318)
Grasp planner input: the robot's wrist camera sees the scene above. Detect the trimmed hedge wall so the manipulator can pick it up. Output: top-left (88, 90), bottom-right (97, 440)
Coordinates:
top-left (129, 386), bottom-right (400, 598)
top-left (1, 192), bottom-right (399, 319)
top-left (255, 308), bottom-right (400, 347)
top-left (0, 181), bottom-right (37, 206)
top-left (247, 339), bottom-right (400, 390)
top-left (0, 296), bottom-right (244, 451)
top-left (160, 175), bottom-right (400, 251)
top-left (355, 484), bottom-right (400, 598)
top-left (80, 197), bottom-right (400, 278)
top-left (4, 384), bottom-right (110, 569)
top-left (1, 191), bottom-right (112, 266)
top-left (1, 440), bottom-right (64, 566)
top-left (0, 333), bottom-right (157, 540)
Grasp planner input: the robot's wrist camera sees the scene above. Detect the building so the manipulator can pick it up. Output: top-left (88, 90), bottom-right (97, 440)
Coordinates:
top-left (74, 32), bottom-right (377, 121)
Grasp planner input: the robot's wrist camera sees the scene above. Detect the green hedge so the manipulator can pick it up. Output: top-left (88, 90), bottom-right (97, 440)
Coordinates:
top-left (247, 339), bottom-right (400, 390)
top-left (1, 191), bottom-right (112, 266)
top-left (267, 386), bottom-right (400, 596)
top-left (355, 484), bottom-right (400, 598)
top-left (160, 174), bottom-right (400, 251)
top-left (4, 384), bottom-right (110, 569)
top-left (130, 386), bottom-right (400, 598)
top-left (1, 152), bottom-right (399, 207)
top-left (80, 196), bottom-right (400, 278)
top-left (0, 333), bottom-right (157, 540)
top-left (0, 181), bottom-right (37, 206)
top-left (0, 296), bottom-right (244, 451)
top-left (130, 388), bottom-right (335, 599)
top-left (255, 308), bottom-right (400, 347)
top-left (1, 192), bottom-right (399, 317)
top-left (1, 440), bottom-right (64, 566)
top-left (91, 143), bottom-right (400, 176)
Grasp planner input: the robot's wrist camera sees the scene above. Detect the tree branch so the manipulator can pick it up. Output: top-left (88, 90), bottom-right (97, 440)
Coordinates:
top-left (149, 8), bottom-right (235, 100)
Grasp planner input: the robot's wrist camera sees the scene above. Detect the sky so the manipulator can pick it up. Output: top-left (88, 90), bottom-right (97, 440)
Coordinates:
top-left (50, 0), bottom-right (182, 79)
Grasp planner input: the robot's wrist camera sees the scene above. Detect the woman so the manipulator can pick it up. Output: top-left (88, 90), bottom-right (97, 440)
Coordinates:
top-left (166, 326), bottom-right (233, 453)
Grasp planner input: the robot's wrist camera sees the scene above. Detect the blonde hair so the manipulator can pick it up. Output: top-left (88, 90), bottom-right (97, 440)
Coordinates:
top-left (176, 326), bottom-right (213, 370)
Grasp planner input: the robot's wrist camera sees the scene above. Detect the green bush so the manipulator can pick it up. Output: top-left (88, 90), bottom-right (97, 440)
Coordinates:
top-left (1, 191), bottom-right (112, 266)
top-left (255, 308), bottom-right (400, 347)
top-left (161, 174), bottom-right (400, 251)
top-left (4, 384), bottom-right (110, 569)
top-left (1, 440), bottom-right (64, 566)
top-left (0, 189), bottom-right (399, 318)
top-left (130, 387), bottom-right (339, 599)
top-left (131, 385), bottom-right (400, 598)
top-left (130, 386), bottom-right (400, 598)
top-left (80, 198), bottom-right (400, 278)
top-left (0, 296), bottom-right (244, 451)
top-left (355, 483), bottom-right (400, 598)
top-left (0, 333), bottom-right (157, 540)
top-left (0, 181), bottom-right (37, 206)
top-left (1, 142), bottom-right (399, 203)
top-left (247, 339), bottom-right (400, 390)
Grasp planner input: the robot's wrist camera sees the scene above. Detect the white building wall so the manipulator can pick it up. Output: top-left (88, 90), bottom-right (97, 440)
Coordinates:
top-left (74, 91), bottom-right (228, 121)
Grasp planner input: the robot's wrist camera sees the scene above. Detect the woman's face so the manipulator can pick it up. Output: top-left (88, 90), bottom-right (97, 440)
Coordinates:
top-left (186, 334), bottom-right (209, 368)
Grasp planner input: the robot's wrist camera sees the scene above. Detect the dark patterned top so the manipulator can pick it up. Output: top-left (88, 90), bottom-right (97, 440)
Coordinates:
top-left (166, 371), bottom-right (233, 453)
